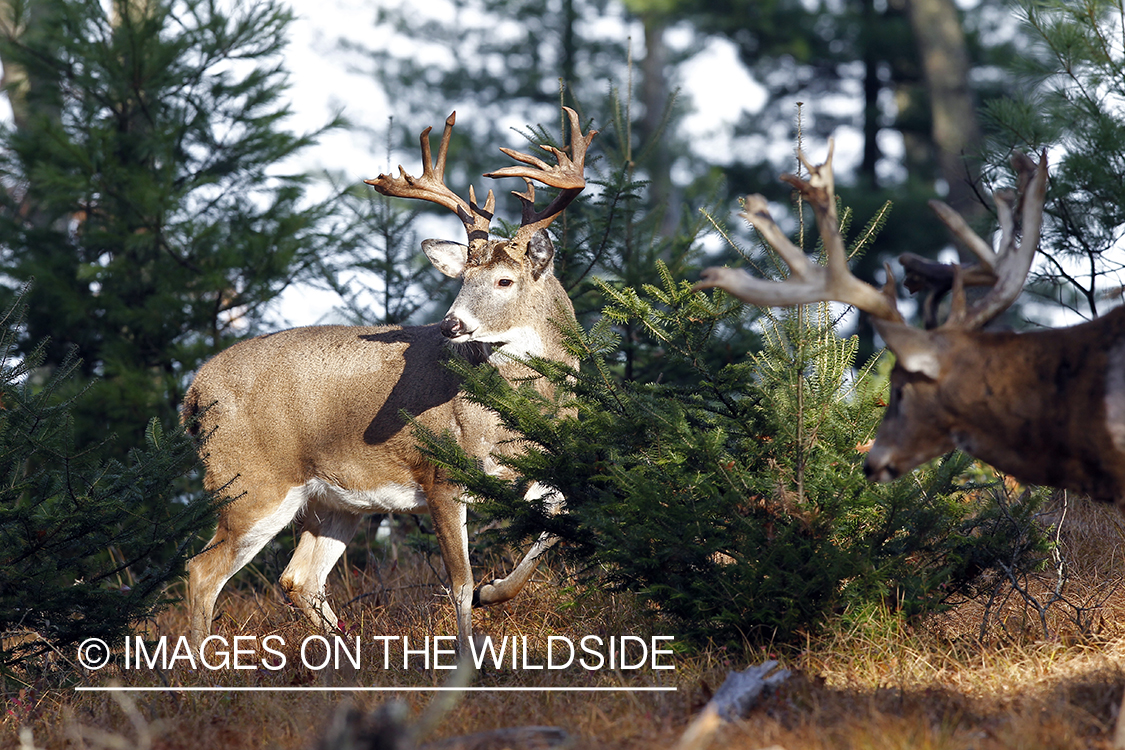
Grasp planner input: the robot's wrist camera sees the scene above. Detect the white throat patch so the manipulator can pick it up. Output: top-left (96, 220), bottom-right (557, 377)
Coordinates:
top-left (484, 325), bottom-right (545, 363)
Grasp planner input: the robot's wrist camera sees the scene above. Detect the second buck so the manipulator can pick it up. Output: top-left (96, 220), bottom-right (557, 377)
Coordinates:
top-left (185, 108), bottom-right (595, 650)
top-left (696, 144), bottom-right (1125, 506)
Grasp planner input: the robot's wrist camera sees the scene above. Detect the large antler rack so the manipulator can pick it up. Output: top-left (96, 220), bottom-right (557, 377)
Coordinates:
top-left (697, 144), bottom-right (1049, 334)
top-left (365, 112), bottom-right (496, 254)
top-left (696, 139), bottom-right (904, 324)
top-left (901, 150), bottom-right (1048, 330)
top-left (484, 106), bottom-right (597, 254)
top-left (366, 107), bottom-right (597, 260)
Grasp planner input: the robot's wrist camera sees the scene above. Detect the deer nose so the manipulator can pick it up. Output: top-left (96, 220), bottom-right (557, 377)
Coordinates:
top-left (863, 457), bottom-right (898, 483)
top-left (440, 314), bottom-right (467, 339)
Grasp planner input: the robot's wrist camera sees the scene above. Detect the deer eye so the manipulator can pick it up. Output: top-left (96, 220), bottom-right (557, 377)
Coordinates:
top-left (497, 278), bottom-right (514, 288)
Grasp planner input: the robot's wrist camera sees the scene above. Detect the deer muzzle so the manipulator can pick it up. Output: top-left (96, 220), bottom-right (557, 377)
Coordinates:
top-left (440, 314), bottom-right (469, 340)
top-left (863, 452), bottom-right (899, 483)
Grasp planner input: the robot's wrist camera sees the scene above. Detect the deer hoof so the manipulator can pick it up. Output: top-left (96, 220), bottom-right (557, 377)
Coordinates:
top-left (473, 579), bottom-right (504, 606)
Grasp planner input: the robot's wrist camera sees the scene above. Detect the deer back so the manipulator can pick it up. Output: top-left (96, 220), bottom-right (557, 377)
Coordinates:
top-left (184, 324), bottom-right (513, 493)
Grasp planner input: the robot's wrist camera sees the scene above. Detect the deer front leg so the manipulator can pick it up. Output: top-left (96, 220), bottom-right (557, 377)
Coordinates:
top-left (428, 483), bottom-right (475, 651)
top-left (475, 482), bottom-right (561, 605)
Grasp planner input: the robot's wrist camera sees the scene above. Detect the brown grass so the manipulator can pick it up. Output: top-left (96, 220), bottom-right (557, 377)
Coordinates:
top-left (6, 497), bottom-right (1125, 750)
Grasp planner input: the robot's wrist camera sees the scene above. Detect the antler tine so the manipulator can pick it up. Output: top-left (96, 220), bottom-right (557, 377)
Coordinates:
top-left (484, 106), bottom-right (597, 252)
top-left (365, 112), bottom-right (495, 248)
top-left (896, 150), bottom-right (1048, 330)
top-left (992, 188), bottom-right (1017, 263)
top-left (931, 149), bottom-right (1048, 330)
top-left (958, 149), bottom-right (1048, 329)
top-left (928, 200), bottom-right (1000, 271)
top-left (945, 263), bottom-right (969, 326)
top-left (780, 141), bottom-right (855, 289)
top-left (903, 195), bottom-right (1002, 328)
top-left (696, 141), bottom-right (902, 323)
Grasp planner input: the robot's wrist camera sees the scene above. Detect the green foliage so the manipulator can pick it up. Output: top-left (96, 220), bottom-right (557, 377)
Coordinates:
top-left (327, 182), bottom-right (452, 326)
top-left (984, 0), bottom-right (1125, 315)
top-left (0, 289), bottom-right (216, 669)
top-left (0, 0), bottom-right (349, 461)
top-left (417, 255), bottom-right (1048, 650)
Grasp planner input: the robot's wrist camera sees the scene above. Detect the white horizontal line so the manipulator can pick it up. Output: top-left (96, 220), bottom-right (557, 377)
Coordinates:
top-left (76, 686), bottom-right (677, 693)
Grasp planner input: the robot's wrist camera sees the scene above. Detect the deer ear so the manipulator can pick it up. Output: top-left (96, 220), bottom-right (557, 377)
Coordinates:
top-left (422, 240), bottom-right (469, 278)
top-left (872, 318), bottom-right (944, 380)
top-left (527, 230), bottom-right (555, 280)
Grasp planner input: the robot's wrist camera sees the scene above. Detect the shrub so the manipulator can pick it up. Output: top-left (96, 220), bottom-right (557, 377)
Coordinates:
top-left (417, 257), bottom-right (1049, 648)
top-left (0, 288), bottom-right (216, 669)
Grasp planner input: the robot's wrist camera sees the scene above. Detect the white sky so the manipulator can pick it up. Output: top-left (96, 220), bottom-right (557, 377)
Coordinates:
top-left (272, 0), bottom-right (1121, 329)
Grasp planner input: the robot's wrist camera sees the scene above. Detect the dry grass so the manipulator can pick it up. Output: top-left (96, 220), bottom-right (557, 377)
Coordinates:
top-left (6, 497), bottom-right (1125, 750)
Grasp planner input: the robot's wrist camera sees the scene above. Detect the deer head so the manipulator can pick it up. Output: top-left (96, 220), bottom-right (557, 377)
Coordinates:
top-left (365, 108), bottom-right (595, 359)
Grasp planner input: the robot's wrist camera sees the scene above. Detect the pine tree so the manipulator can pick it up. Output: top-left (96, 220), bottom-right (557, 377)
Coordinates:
top-left (0, 0), bottom-right (350, 461)
top-left (984, 0), bottom-right (1125, 317)
top-left (0, 287), bottom-right (215, 669)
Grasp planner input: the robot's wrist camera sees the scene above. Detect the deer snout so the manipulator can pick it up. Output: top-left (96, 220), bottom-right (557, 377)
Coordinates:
top-left (440, 314), bottom-right (469, 340)
top-left (863, 441), bottom-right (899, 483)
top-left (863, 454), bottom-right (899, 483)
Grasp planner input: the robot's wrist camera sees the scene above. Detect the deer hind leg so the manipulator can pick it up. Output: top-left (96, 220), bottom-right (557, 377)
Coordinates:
top-left (279, 497), bottom-right (363, 634)
top-left (428, 483), bottom-right (474, 650)
top-left (475, 482), bottom-right (562, 606)
top-left (188, 482), bottom-right (308, 648)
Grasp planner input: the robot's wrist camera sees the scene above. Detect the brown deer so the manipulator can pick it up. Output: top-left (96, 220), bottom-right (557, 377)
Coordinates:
top-left (695, 143), bottom-right (1125, 506)
top-left (184, 108), bottom-right (595, 650)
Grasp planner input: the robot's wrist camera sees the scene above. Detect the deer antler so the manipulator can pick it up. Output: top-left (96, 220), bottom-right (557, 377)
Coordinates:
top-left (484, 106), bottom-right (597, 253)
top-left (906, 150), bottom-right (1049, 330)
top-left (696, 139), bottom-right (903, 323)
top-left (365, 112), bottom-right (496, 252)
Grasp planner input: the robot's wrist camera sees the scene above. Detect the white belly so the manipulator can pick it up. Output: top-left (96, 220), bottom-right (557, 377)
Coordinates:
top-left (305, 477), bottom-right (429, 514)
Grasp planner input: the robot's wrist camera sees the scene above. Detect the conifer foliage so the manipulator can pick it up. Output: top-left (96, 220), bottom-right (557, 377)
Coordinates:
top-left (418, 217), bottom-right (1048, 648)
top-left (985, 0), bottom-right (1125, 315)
top-left (0, 0), bottom-right (346, 462)
top-left (0, 289), bottom-right (214, 668)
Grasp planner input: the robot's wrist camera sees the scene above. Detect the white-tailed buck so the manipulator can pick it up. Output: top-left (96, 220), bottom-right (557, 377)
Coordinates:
top-left (696, 144), bottom-right (1125, 506)
top-left (184, 108), bottom-right (595, 649)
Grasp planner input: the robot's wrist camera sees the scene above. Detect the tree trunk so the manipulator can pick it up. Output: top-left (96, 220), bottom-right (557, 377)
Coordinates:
top-left (639, 14), bottom-right (679, 236)
top-left (860, 0), bottom-right (881, 186)
top-left (904, 0), bottom-right (982, 218)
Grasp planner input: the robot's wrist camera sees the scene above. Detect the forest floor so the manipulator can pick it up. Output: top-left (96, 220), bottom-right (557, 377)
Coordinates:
top-left (6, 493), bottom-right (1125, 750)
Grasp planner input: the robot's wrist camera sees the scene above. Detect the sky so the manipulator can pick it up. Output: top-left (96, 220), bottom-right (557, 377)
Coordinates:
top-left (1, 0), bottom-right (1115, 328)
top-left (280, 0), bottom-right (773, 178)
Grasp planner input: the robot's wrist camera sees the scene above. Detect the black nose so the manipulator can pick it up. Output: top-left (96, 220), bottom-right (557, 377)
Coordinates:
top-left (863, 458), bottom-right (897, 482)
top-left (440, 315), bottom-right (464, 339)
